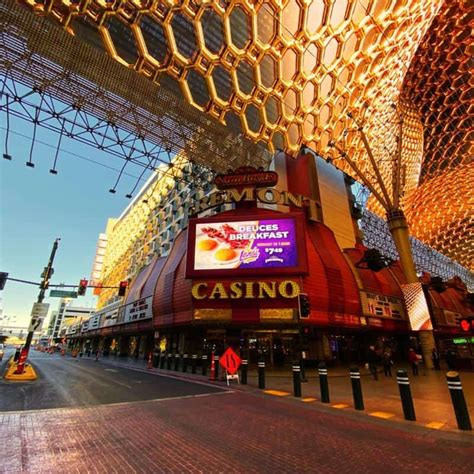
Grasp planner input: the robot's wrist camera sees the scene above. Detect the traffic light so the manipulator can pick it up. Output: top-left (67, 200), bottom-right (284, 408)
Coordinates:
top-left (298, 293), bottom-right (311, 318)
top-left (77, 279), bottom-right (88, 296)
top-left (39, 267), bottom-right (54, 289)
top-left (430, 276), bottom-right (446, 293)
top-left (0, 272), bottom-right (8, 291)
top-left (355, 249), bottom-right (393, 272)
top-left (118, 280), bottom-right (128, 297)
top-left (459, 317), bottom-right (474, 333)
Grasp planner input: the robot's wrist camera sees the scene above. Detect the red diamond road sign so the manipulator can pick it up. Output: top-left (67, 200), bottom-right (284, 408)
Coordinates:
top-left (219, 347), bottom-right (241, 375)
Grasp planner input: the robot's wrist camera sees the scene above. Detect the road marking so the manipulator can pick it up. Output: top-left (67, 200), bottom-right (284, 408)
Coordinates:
top-left (426, 422), bottom-right (445, 430)
top-left (332, 403), bottom-right (349, 409)
top-left (104, 369), bottom-right (118, 373)
top-left (0, 390), bottom-right (235, 415)
top-left (369, 411), bottom-right (395, 419)
top-left (301, 397), bottom-right (317, 402)
top-left (264, 390), bottom-right (290, 397)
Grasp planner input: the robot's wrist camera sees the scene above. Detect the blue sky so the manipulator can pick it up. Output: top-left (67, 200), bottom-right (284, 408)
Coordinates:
top-left (0, 115), bottom-right (151, 326)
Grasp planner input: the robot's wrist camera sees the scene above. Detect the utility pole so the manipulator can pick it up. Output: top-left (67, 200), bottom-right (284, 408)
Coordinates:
top-left (15, 238), bottom-right (60, 374)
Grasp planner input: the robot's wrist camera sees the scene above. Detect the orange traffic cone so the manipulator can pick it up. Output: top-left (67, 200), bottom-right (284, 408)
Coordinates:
top-left (147, 352), bottom-right (153, 370)
top-left (209, 353), bottom-right (216, 381)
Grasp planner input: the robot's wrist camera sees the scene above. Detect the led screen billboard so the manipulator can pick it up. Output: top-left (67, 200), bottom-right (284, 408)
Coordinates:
top-left (186, 214), bottom-right (308, 278)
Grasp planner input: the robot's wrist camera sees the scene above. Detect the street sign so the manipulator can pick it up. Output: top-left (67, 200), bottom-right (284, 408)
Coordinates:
top-left (49, 290), bottom-right (77, 298)
top-left (30, 302), bottom-right (49, 318)
top-left (28, 302), bottom-right (49, 332)
top-left (219, 347), bottom-right (241, 375)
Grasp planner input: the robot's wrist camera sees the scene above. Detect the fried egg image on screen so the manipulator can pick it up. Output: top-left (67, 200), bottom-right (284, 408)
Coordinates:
top-left (197, 239), bottom-right (218, 251)
top-left (214, 248), bottom-right (238, 262)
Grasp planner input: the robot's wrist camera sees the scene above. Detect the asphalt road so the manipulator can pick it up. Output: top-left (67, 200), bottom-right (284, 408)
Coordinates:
top-left (0, 349), bottom-right (225, 411)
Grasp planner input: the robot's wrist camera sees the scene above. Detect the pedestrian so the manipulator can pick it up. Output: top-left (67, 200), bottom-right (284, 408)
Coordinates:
top-left (382, 349), bottom-right (393, 377)
top-left (408, 348), bottom-right (420, 376)
top-left (95, 348), bottom-right (100, 362)
top-left (431, 348), bottom-right (441, 371)
top-left (366, 345), bottom-right (378, 381)
top-left (445, 349), bottom-right (456, 370)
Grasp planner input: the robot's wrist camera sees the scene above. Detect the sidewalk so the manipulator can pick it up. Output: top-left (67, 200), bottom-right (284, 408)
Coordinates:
top-left (85, 353), bottom-right (474, 434)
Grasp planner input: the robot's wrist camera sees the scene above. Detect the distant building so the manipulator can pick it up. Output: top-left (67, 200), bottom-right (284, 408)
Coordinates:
top-left (93, 156), bottom-right (214, 309)
top-left (50, 299), bottom-right (94, 341)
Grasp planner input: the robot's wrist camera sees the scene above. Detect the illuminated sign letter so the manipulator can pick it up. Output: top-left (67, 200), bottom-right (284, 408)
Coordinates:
top-left (230, 282), bottom-right (243, 299)
top-left (209, 283), bottom-right (229, 299)
top-left (226, 188), bottom-right (255, 203)
top-left (192, 283), bottom-right (208, 300)
top-left (256, 188), bottom-right (281, 205)
top-left (244, 282), bottom-right (254, 298)
top-left (281, 191), bottom-right (303, 208)
top-left (209, 192), bottom-right (225, 208)
top-left (279, 280), bottom-right (300, 298)
top-left (258, 281), bottom-right (276, 299)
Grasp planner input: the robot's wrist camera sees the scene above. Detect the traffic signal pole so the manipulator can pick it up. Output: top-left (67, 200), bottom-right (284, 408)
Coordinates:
top-left (15, 238), bottom-right (60, 374)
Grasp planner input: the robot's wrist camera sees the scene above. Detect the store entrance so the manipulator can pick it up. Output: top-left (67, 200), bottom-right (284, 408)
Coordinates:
top-left (244, 330), bottom-right (297, 366)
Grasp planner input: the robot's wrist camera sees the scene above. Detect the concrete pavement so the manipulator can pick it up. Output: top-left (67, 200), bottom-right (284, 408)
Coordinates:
top-left (0, 350), bottom-right (472, 473)
top-left (0, 387), bottom-right (472, 473)
top-left (96, 353), bottom-right (474, 434)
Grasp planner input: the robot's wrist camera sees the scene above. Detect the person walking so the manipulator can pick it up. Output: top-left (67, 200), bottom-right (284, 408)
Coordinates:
top-left (408, 348), bottom-right (420, 376)
top-left (431, 348), bottom-right (441, 371)
top-left (382, 349), bottom-right (393, 377)
top-left (367, 346), bottom-right (379, 381)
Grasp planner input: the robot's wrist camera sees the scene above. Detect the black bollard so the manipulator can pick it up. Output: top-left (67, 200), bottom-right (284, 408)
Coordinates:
top-left (318, 362), bottom-right (330, 403)
top-left (153, 351), bottom-right (160, 368)
top-left (293, 364), bottom-right (302, 397)
top-left (214, 355), bottom-right (220, 380)
top-left (349, 366), bottom-right (364, 410)
top-left (191, 354), bottom-right (197, 374)
top-left (446, 371), bottom-right (472, 431)
top-left (300, 352), bottom-right (308, 383)
top-left (241, 359), bottom-right (248, 385)
top-left (174, 353), bottom-right (180, 371)
top-left (258, 360), bottom-right (266, 389)
top-left (201, 354), bottom-right (208, 376)
top-left (160, 352), bottom-right (166, 369)
top-left (396, 369), bottom-right (416, 421)
top-left (166, 353), bottom-right (173, 370)
top-left (182, 354), bottom-right (188, 373)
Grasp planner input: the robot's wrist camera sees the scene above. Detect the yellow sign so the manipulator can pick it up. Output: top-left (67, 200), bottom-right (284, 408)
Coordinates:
top-left (192, 280), bottom-right (300, 300)
top-left (159, 337), bottom-right (167, 352)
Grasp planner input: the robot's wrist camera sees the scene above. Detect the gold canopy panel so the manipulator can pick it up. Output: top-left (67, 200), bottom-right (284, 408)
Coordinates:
top-left (4, 0), bottom-right (472, 269)
top-left (10, 0), bottom-right (444, 157)
top-left (401, 0), bottom-right (473, 270)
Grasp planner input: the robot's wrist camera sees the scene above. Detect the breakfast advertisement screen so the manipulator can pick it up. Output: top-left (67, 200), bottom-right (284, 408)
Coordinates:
top-left (193, 218), bottom-right (298, 271)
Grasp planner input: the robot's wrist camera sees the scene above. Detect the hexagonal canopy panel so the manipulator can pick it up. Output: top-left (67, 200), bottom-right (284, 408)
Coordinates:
top-left (8, 0), bottom-right (473, 269)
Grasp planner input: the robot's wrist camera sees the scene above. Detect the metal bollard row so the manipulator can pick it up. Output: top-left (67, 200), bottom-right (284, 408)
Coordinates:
top-left (258, 360), bottom-right (265, 389)
top-left (191, 354), bottom-right (197, 374)
top-left (182, 354), bottom-right (188, 373)
top-left (174, 353), bottom-right (180, 371)
top-left (292, 364), bottom-right (302, 397)
top-left (396, 369), bottom-right (416, 421)
top-left (318, 362), bottom-right (330, 403)
top-left (241, 359), bottom-right (248, 385)
top-left (349, 366), bottom-right (364, 410)
top-left (446, 371), bottom-right (472, 431)
top-left (201, 354), bottom-right (208, 376)
top-left (214, 356), bottom-right (220, 380)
